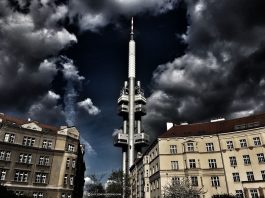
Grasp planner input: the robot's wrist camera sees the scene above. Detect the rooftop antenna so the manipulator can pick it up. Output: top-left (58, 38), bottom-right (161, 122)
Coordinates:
top-left (130, 17), bottom-right (134, 40)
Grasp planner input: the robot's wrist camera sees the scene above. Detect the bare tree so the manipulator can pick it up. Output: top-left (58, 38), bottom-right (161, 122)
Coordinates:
top-left (163, 178), bottom-right (205, 198)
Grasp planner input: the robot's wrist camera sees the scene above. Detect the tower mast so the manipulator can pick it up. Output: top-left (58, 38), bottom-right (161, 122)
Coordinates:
top-left (113, 17), bottom-right (149, 198)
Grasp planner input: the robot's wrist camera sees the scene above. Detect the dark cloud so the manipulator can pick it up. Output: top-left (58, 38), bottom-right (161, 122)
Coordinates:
top-left (144, 0), bottom-right (265, 137)
top-left (0, 0), bottom-right (76, 112)
top-left (68, 0), bottom-right (179, 31)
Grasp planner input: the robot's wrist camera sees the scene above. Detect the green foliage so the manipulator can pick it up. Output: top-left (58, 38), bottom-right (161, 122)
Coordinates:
top-left (106, 169), bottom-right (129, 198)
top-left (106, 170), bottom-right (123, 194)
top-left (163, 178), bottom-right (204, 198)
top-left (85, 174), bottom-right (106, 198)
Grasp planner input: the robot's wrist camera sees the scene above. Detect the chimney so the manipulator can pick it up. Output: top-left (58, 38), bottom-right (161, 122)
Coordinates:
top-left (166, 122), bottom-right (174, 130)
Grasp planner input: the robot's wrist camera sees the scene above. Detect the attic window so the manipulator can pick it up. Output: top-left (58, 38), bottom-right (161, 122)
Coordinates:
top-left (234, 122), bottom-right (260, 130)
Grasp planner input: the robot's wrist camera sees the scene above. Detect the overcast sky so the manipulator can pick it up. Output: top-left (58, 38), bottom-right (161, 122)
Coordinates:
top-left (1, 0), bottom-right (265, 179)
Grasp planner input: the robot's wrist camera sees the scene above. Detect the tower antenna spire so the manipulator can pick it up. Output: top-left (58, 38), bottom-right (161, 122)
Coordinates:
top-left (130, 17), bottom-right (134, 40)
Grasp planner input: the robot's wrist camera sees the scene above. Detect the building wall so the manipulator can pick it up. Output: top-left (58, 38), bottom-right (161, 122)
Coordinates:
top-left (0, 117), bottom-right (84, 198)
top-left (130, 125), bottom-right (265, 198)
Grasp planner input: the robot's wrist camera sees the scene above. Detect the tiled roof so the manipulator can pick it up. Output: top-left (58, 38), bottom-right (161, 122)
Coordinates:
top-left (0, 113), bottom-right (59, 132)
top-left (159, 113), bottom-right (265, 138)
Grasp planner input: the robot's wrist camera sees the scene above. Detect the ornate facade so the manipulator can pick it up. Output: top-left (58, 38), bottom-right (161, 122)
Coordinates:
top-left (0, 113), bottom-right (85, 198)
top-left (131, 113), bottom-right (265, 198)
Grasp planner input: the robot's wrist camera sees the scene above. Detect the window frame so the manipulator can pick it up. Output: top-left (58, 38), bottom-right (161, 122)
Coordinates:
top-left (246, 171), bottom-right (255, 181)
top-left (211, 176), bottom-right (220, 187)
top-left (169, 145), bottom-right (177, 154)
top-left (239, 139), bottom-right (247, 148)
top-left (187, 143), bottom-right (194, 152)
top-left (257, 153), bottom-right (265, 163)
top-left (208, 159), bottom-right (217, 169)
top-left (189, 159), bottom-right (196, 169)
top-left (206, 143), bottom-right (214, 152)
top-left (226, 141), bottom-right (234, 150)
top-left (232, 172), bottom-right (240, 182)
top-left (243, 155), bottom-right (251, 165)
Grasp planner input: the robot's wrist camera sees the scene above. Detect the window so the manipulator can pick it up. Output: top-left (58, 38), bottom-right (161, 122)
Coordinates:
top-left (187, 143), bottom-right (194, 152)
top-left (15, 191), bottom-right (24, 196)
top-left (4, 133), bottom-right (15, 143)
top-left (61, 193), bottom-right (66, 198)
top-left (171, 161), bottom-right (178, 170)
top-left (39, 156), bottom-right (49, 166)
top-left (70, 176), bottom-right (74, 186)
top-left (0, 170), bottom-right (6, 180)
top-left (206, 143), bottom-right (214, 151)
top-left (239, 139), bottom-right (247, 148)
top-left (67, 144), bottom-right (75, 152)
top-left (170, 145), bottom-right (177, 154)
top-left (33, 192), bottom-right (43, 198)
top-left (211, 176), bottom-right (220, 187)
top-left (208, 159), bottom-right (217, 169)
top-left (250, 189), bottom-right (259, 198)
top-left (257, 153), bottom-right (265, 163)
top-left (72, 159), bottom-right (76, 168)
top-left (235, 190), bottom-right (243, 198)
top-left (22, 136), bottom-right (35, 147)
top-left (64, 175), bottom-right (68, 185)
top-left (229, 156), bottom-right (237, 166)
top-left (246, 171), bottom-right (255, 181)
top-left (35, 173), bottom-right (47, 183)
top-left (47, 141), bottom-right (52, 149)
top-left (19, 153), bottom-right (32, 164)
top-left (226, 141), bottom-right (234, 150)
top-left (44, 157), bottom-right (49, 166)
top-left (67, 194), bottom-right (71, 198)
top-left (66, 158), bottom-right (70, 168)
top-left (156, 179), bottom-right (159, 189)
top-left (146, 170), bottom-right (148, 177)
top-left (39, 156), bottom-right (44, 165)
top-left (172, 176), bottom-right (180, 184)
top-left (0, 151), bottom-right (11, 161)
top-left (42, 140), bottom-right (52, 149)
top-left (14, 171), bottom-right (28, 182)
top-left (155, 163), bottom-right (158, 172)
top-left (243, 155), bottom-right (251, 165)
top-left (253, 137), bottom-right (261, 146)
top-left (6, 151), bottom-right (11, 161)
top-left (42, 140), bottom-right (47, 148)
top-left (191, 176), bottom-right (198, 186)
top-left (261, 170), bottom-right (265, 180)
top-left (189, 159), bottom-right (196, 169)
top-left (232, 173), bottom-right (240, 182)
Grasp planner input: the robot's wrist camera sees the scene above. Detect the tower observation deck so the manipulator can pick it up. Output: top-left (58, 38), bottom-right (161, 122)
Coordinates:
top-left (113, 18), bottom-right (149, 197)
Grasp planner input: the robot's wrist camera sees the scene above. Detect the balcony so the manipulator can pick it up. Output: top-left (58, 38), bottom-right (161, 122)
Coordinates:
top-left (135, 104), bottom-right (146, 115)
top-left (134, 133), bottom-right (149, 146)
top-left (135, 94), bottom-right (146, 104)
top-left (118, 94), bottom-right (129, 104)
top-left (117, 104), bottom-right (129, 116)
top-left (113, 133), bottom-right (128, 147)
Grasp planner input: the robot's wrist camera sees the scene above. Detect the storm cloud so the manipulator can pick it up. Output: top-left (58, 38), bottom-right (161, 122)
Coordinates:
top-left (144, 0), bottom-right (265, 137)
top-left (68, 0), bottom-right (179, 31)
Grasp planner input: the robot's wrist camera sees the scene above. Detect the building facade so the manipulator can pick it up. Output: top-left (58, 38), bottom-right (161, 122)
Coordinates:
top-left (0, 113), bottom-right (85, 198)
top-left (130, 114), bottom-right (265, 198)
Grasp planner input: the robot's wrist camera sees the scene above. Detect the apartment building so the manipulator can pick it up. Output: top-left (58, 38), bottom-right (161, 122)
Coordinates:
top-left (0, 113), bottom-right (85, 198)
top-left (130, 113), bottom-right (265, 198)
